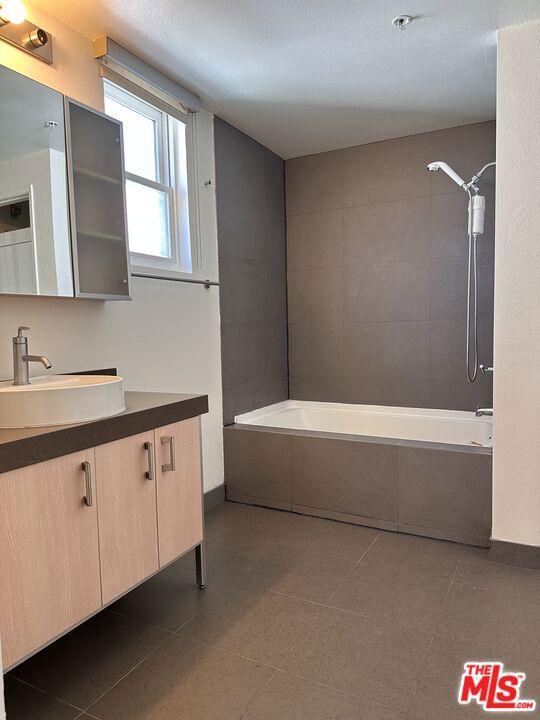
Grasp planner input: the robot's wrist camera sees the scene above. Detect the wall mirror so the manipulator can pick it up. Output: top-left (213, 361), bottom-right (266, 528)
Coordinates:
top-left (0, 65), bottom-right (73, 297)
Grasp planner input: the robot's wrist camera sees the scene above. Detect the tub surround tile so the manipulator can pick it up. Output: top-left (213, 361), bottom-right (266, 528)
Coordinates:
top-left (343, 260), bottom-right (430, 322)
top-left (289, 376), bottom-right (344, 402)
top-left (287, 267), bottom-right (342, 324)
top-left (341, 133), bottom-right (432, 208)
top-left (286, 209), bottom-right (342, 270)
top-left (221, 325), bottom-right (267, 391)
top-left (291, 434), bottom-right (398, 522)
top-left (215, 117), bottom-right (287, 428)
top-left (398, 445), bottom-right (492, 543)
top-left (285, 121), bottom-right (495, 412)
top-left (342, 196), bottom-right (431, 266)
top-left (286, 150), bottom-right (342, 215)
top-left (289, 323), bottom-right (343, 378)
top-left (343, 321), bottom-right (430, 381)
top-left (224, 426), bottom-right (292, 508)
top-left (342, 378), bottom-right (430, 408)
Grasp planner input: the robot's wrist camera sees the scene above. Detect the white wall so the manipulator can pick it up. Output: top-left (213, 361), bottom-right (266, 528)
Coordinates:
top-left (492, 19), bottom-right (540, 547)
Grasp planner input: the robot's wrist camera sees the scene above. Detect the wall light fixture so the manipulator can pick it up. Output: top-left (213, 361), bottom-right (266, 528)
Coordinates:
top-left (0, 0), bottom-right (26, 24)
top-left (0, 0), bottom-right (53, 64)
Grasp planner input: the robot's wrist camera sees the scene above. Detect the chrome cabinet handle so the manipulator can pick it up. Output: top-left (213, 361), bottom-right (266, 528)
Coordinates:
top-left (144, 441), bottom-right (155, 480)
top-left (161, 435), bottom-right (176, 472)
top-left (82, 461), bottom-right (93, 507)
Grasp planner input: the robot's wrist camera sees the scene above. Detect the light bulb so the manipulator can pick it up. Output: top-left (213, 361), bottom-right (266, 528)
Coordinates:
top-left (0, 0), bottom-right (27, 24)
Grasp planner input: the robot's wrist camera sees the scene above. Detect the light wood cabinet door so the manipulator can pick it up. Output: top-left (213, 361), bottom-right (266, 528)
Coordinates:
top-left (0, 451), bottom-right (101, 669)
top-left (95, 431), bottom-right (159, 604)
top-left (155, 418), bottom-right (203, 567)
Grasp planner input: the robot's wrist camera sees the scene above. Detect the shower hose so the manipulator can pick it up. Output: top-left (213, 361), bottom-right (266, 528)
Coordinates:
top-left (466, 188), bottom-right (479, 383)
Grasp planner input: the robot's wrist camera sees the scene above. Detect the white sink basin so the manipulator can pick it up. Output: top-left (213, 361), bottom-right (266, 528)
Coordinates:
top-left (0, 375), bottom-right (125, 428)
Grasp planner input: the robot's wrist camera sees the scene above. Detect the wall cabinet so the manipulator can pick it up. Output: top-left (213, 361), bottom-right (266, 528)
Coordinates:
top-left (0, 418), bottom-right (204, 670)
top-left (0, 64), bottom-right (131, 301)
top-left (66, 98), bottom-right (131, 300)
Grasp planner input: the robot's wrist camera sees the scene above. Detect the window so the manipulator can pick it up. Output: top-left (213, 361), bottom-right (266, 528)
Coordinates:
top-left (103, 81), bottom-right (194, 275)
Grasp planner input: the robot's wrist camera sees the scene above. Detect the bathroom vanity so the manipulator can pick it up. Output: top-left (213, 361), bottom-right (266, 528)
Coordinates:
top-left (0, 391), bottom-right (208, 671)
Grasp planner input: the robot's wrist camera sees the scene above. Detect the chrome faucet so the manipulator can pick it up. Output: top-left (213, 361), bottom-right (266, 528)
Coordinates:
top-left (12, 327), bottom-right (52, 386)
top-left (475, 408), bottom-right (493, 417)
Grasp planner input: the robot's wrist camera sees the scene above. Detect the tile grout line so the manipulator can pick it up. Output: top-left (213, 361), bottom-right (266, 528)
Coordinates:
top-left (79, 622), bottom-right (182, 717)
top-left (325, 532), bottom-right (381, 605)
top-left (403, 560), bottom-right (462, 719)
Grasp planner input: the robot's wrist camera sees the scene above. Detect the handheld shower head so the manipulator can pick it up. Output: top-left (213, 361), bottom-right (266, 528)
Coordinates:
top-left (427, 161), bottom-right (467, 190)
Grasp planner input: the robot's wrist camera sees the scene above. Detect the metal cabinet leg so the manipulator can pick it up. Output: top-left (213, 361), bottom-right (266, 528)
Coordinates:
top-left (195, 541), bottom-right (207, 589)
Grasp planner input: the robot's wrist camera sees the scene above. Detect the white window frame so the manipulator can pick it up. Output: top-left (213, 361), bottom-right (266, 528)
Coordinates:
top-left (103, 80), bottom-right (198, 278)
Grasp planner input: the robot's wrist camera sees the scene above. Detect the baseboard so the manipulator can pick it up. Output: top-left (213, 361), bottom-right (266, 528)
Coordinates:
top-left (291, 504), bottom-right (398, 532)
top-left (204, 484), bottom-right (225, 511)
top-left (226, 491), bottom-right (291, 512)
top-left (489, 540), bottom-right (540, 569)
top-left (398, 522), bottom-right (490, 548)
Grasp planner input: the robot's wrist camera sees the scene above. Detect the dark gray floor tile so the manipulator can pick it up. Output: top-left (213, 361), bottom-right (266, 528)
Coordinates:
top-left (362, 531), bottom-right (464, 581)
top-left (243, 670), bottom-right (404, 719)
top-left (329, 561), bottom-right (450, 633)
top-left (11, 610), bottom-right (170, 710)
top-left (180, 589), bottom-right (320, 666)
top-left (437, 581), bottom-right (540, 658)
top-left (87, 634), bottom-right (272, 720)
top-left (3, 676), bottom-right (81, 720)
top-left (244, 543), bottom-right (356, 603)
top-left (284, 513), bottom-right (379, 560)
top-left (282, 607), bottom-right (431, 711)
top-left (110, 564), bottom-right (222, 631)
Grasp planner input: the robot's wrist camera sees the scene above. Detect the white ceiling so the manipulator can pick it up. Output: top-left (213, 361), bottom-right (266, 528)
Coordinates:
top-left (32, 0), bottom-right (540, 158)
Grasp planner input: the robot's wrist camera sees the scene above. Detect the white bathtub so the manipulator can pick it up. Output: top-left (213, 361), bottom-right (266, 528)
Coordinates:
top-left (236, 400), bottom-right (493, 447)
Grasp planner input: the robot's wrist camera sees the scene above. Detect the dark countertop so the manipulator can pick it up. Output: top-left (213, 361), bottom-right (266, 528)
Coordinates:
top-left (0, 391), bottom-right (208, 474)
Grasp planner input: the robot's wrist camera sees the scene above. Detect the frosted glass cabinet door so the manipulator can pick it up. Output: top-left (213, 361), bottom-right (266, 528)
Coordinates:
top-left (66, 99), bottom-right (131, 300)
